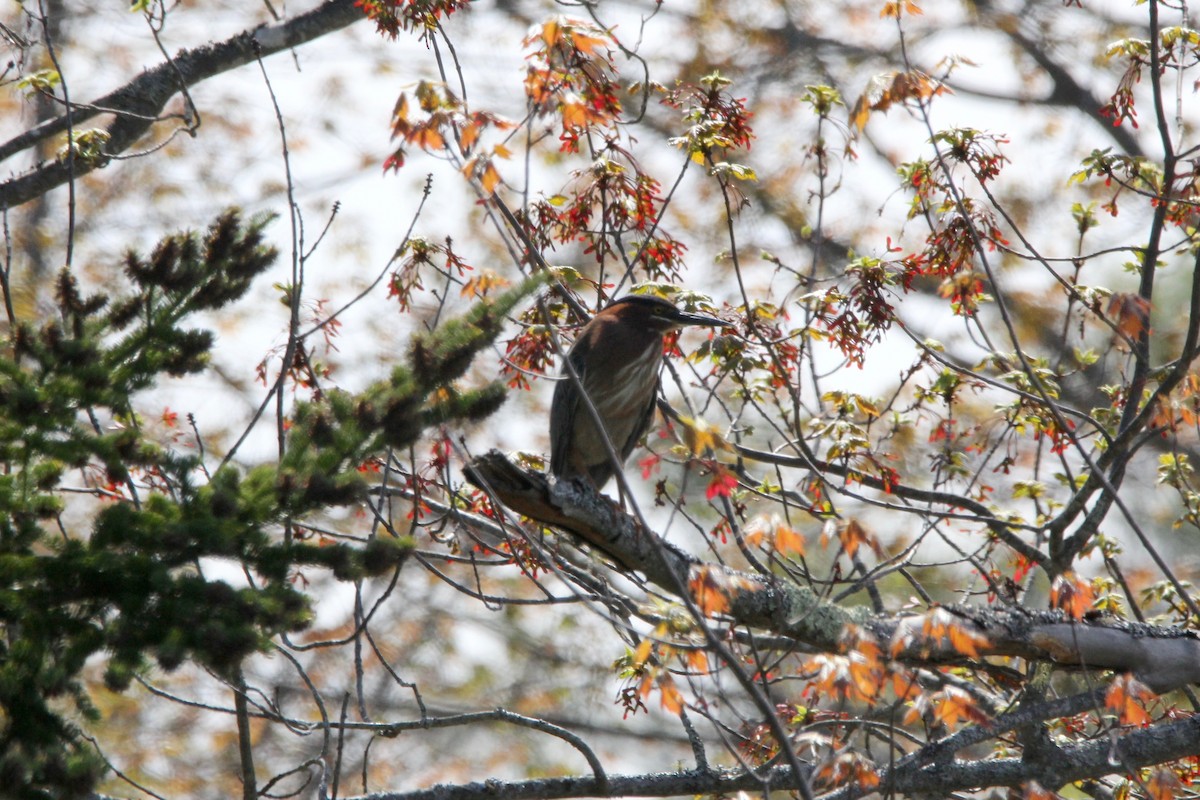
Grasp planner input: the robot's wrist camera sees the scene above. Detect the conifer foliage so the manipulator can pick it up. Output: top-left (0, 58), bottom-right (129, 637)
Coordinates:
top-left (0, 209), bottom-right (536, 797)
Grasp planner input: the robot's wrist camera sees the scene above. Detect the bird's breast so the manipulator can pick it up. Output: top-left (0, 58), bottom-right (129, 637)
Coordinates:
top-left (587, 343), bottom-right (662, 416)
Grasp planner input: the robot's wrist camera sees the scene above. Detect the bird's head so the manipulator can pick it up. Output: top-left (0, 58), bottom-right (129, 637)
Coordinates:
top-left (602, 294), bottom-right (730, 333)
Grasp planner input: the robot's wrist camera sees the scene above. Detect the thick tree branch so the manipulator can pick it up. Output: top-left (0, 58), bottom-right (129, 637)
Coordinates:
top-left (1001, 26), bottom-right (1144, 159)
top-left (340, 697), bottom-right (1200, 800)
top-left (465, 451), bottom-right (1200, 693)
top-left (345, 766), bottom-right (806, 800)
top-left (341, 707), bottom-right (1200, 800)
top-left (870, 711), bottom-right (1200, 800)
top-left (0, 0), bottom-right (363, 210)
top-left (463, 450), bottom-right (863, 649)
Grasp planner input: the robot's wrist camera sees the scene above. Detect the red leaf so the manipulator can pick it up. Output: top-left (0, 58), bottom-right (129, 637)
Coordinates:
top-left (705, 467), bottom-right (738, 500)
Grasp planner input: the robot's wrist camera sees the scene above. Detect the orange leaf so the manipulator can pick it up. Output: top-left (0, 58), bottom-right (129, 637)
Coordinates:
top-left (881, 0), bottom-right (922, 16)
top-left (569, 30), bottom-right (608, 55)
top-left (803, 654), bottom-right (851, 699)
top-left (854, 764), bottom-right (881, 791)
top-left (410, 126), bottom-right (445, 151)
top-left (540, 19), bottom-right (560, 47)
top-left (564, 98), bottom-right (597, 130)
top-left (839, 518), bottom-right (871, 558)
top-left (1049, 572), bottom-right (1095, 619)
top-left (889, 618), bottom-right (916, 657)
top-left (633, 637), bottom-right (654, 667)
top-left (812, 750), bottom-right (879, 791)
top-left (659, 675), bottom-right (684, 715)
top-left (1105, 673), bottom-right (1154, 726)
top-left (891, 671), bottom-right (920, 701)
top-left (1146, 768), bottom-right (1183, 800)
top-left (689, 566), bottom-right (732, 616)
top-left (895, 608), bottom-right (991, 658)
top-left (679, 415), bottom-right (734, 456)
top-left (525, 68), bottom-right (553, 105)
top-left (1022, 782), bottom-right (1058, 800)
top-left (850, 94), bottom-right (872, 132)
top-left (1107, 293), bottom-right (1151, 340)
top-left (745, 513), bottom-right (805, 556)
top-left (480, 161), bottom-right (502, 194)
top-left (460, 269), bottom-right (508, 298)
top-left (459, 120), bottom-right (480, 152)
top-left (848, 655), bottom-right (882, 700)
top-left (946, 619), bottom-right (989, 658)
top-left (776, 524), bottom-right (806, 557)
top-left (930, 687), bottom-right (987, 728)
top-left (391, 92), bottom-right (410, 124)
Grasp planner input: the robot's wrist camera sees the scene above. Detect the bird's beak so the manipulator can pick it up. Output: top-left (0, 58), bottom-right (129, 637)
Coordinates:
top-left (671, 309), bottom-right (732, 329)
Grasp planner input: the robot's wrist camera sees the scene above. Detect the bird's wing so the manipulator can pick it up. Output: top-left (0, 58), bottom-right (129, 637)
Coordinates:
top-left (622, 376), bottom-right (660, 462)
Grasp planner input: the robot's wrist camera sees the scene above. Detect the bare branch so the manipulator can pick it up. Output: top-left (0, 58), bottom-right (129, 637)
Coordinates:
top-left (0, 0), bottom-right (363, 210)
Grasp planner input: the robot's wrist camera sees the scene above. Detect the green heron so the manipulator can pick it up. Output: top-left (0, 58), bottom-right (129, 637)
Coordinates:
top-left (549, 294), bottom-right (730, 488)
